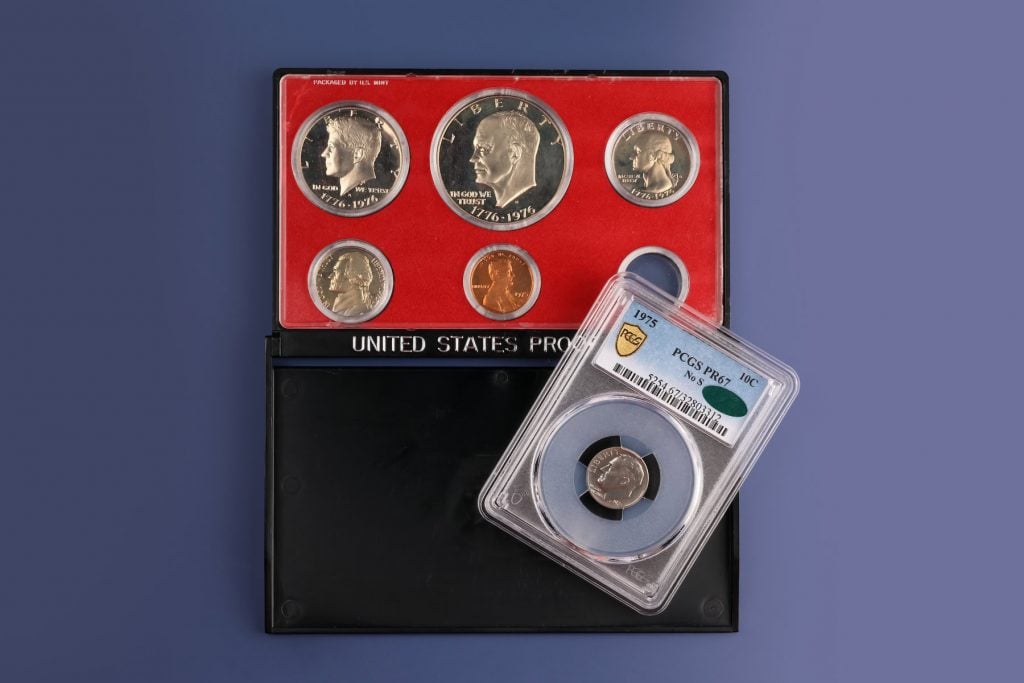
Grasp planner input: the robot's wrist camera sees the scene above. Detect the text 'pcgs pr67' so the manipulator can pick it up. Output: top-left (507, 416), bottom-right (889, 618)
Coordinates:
top-left (478, 273), bottom-right (799, 614)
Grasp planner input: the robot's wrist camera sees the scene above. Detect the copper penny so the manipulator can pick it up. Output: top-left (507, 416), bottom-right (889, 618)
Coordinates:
top-left (463, 245), bottom-right (541, 320)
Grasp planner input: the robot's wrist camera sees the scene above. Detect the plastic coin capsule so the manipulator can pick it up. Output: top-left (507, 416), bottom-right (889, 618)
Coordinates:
top-left (479, 272), bottom-right (799, 614)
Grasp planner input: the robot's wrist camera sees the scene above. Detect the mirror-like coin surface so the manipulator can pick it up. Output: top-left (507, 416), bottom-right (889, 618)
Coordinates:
top-left (464, 245), bottom-right (541, 320)
top-left (292, 101), bottom-right (409, 217)
top-left (586, 446), bottom-right (650, 510)
top-left (432, 89), bottom-right (573, 230)
top-left (308, 240), bottom-right (393, 323)
top-left (605, 113), bottom-right (700, 207)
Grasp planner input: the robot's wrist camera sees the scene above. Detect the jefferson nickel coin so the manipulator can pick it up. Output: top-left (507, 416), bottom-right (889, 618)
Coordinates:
top-left (432, 89), bottom-right (573, 230)
top-left (308, 240), bottom-right (394, 324)
top-left (586, 445), bottom-right (650, 510)
top-left (292, 101), bottom-right (410, 217)
top-left (605, 113), bottom-right (700, 207)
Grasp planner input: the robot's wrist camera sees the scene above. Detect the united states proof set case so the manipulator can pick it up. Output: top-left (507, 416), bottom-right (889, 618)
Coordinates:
top-left (479, 273), bottom-right (798, 614)
top-left (269, 69), bottom-right (734, 632)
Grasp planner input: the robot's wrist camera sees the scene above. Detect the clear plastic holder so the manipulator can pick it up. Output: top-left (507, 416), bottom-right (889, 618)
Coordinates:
top-left (479, 272), bottom-right (799, 614)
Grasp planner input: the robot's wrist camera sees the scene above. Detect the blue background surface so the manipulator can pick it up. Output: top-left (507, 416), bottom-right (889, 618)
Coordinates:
top-left (1, 1), bottom-right (1021, 680)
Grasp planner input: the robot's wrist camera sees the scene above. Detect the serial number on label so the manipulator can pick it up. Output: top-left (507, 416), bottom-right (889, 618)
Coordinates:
top-left (644, 372), bottom-right (721, 420)
top-left (613, 362), bottom-right (729, 438)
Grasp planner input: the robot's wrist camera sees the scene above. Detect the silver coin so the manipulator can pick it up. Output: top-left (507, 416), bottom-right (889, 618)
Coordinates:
top-left (586, 446), bottom-right (650, 510)
top-left (431, 89), bottom-right (573, 230)
top-left (292, 101), bottom-right (409, 217)
top-left (605, 113), bottom-right (700, 207)
top-left (307, 240), bottom-right (393, 323)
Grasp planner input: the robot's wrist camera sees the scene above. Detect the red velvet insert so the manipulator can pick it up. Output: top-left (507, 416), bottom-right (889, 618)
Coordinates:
top-left (279, 74), bottom-right (724, 329)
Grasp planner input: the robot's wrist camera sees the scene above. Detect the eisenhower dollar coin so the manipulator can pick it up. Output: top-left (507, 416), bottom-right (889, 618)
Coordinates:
top-left (292, 101), bottom-right (410, 217)
top-left (431, 89), bottom-right (573, 230)
top-left (605, 113), bottom-right (700, 207)
top-left (308, 240), bottom-right (393, 324)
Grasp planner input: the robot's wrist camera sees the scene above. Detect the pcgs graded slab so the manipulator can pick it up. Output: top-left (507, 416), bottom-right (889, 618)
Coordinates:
top-left (479, 272), bottom-right (798, 614)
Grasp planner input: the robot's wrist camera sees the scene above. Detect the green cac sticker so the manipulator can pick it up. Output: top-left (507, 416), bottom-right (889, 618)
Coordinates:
top-left (702, 385), bottom-right (748, 418)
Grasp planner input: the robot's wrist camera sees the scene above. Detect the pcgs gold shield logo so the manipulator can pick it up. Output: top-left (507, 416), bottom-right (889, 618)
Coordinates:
top-left (616, 323), bottom-right (647, 357)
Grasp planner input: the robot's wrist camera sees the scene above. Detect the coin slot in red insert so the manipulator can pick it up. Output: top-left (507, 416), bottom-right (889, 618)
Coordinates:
top-left (278, 74), bottom-right (725, 329)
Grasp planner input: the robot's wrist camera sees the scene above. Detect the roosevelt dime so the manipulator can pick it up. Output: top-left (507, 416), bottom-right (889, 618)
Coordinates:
top-left (308, 240), bottom-right (393, 323)
top-left (292, 101), bottom-right (409, 217)
top-left (586, 445), bottom-right (650, 510)
top-left (432, 89), bottom-right (573, 230)
top-left (605, 113), bottom-right (700, 207)
top-left (463, 244), bottom-right (541, 320)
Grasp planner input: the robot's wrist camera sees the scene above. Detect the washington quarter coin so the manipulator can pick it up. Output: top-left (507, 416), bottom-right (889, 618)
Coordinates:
top-left (292, 101), bottom-right (409, 217)
top-left (605, 113), bottom-right (700, 207)
top-left (463, 244), bottom-right (541, 320)
top-left (308, 240), bottom-right (393, 323)
top-left (432, 89), bottom-right (573, 230)
top-left (586, 445), bottom-right (650, 510)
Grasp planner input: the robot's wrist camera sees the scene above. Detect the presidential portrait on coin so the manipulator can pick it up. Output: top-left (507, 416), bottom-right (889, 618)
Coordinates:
top-left (587, 447), bottom-right (649, 510)
top-left (308, 240), bottom-right (393, 323)
top-left (321, 114), bottom-right (383, 199)
top-left (432, 90), bottom-right (573, 230)
top-left (327, 250), bottom-right (375, 316)
top-left (464, 245), bottom-right (541, 320)
top-left (292, 101), bottom-right (409, 217)
top-left (630, 131), bottom-right (676, 194)
top-left (606, 113), bottom-right (700, 207)
top-left (470, 111), bottom-right (540, 208)
top-left (481, 254), bottom-right (520, 313)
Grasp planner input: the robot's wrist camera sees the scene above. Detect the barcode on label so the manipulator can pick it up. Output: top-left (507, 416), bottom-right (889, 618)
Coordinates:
top-left (612, 363), bottom-right (728, 438)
